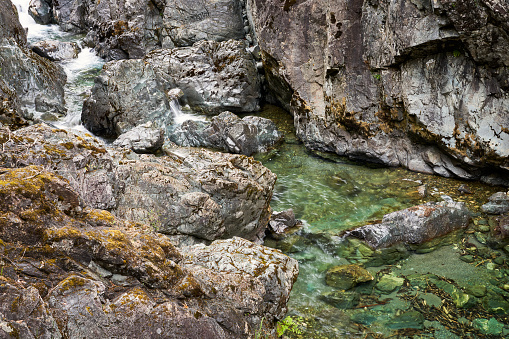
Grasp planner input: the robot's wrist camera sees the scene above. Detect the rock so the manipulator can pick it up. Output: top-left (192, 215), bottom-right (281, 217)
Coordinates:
top-left (181, 237), bottom-right (299, 320)
top-left (346, 201), bottom-right (471, 249)
top-left (162, 0), bottom-right (244, 48)
top-left (0, 78), bottom-right (27, 129)
top-left (113, 121), bottom-right (165, 154)
top-left (31, 40), bottom-right (81, 61)
top-left (0, 0), bottom-right (27, 47)
top-left (3, 124), bottom-right (276, 243)
top-left (82, 59), bottom-right (172, 137)
top-left (0, 164), bottom-right (297, 337)
top-left (268, 209), bottom-right (302, 240)
top-left (387, 311), bottom-right (424, 330)
top-left (247, 0), bottom-right (509, 182)
top-left (465, 285), bottom-right (487, 298)
top-left (169, 111), bottom-right (282, 156)
top-left (473, 318), bottom-right (504, 336)
top-left (325, 264), bottom-right (374, 290)
top-left (146, 40), bottom-right (261, 114)
top-left (0, 38), bottom-right (67, 116)
top-left (460, 255), bottom-right (474, 263)
top-left (83, 40), bottom-right (261, 137)
top-left (319, 291), bottom-right (360, 309)
top-left (458, 184), bottom-right (472, 194)
top-left (28, 0), bottom-right (54, 24)
top-left (375, 275), bottom-right (405, 294)
top-left (482, 192), bottom-right (509, 215)
top-left (482, 293), bottom-right (509, 314)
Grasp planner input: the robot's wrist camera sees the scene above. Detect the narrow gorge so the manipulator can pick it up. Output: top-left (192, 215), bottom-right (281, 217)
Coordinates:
top-left (1, 0), bottom-right (509, 338)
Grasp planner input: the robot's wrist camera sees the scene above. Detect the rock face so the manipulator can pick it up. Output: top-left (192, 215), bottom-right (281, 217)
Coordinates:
top-left (482, 192), bottom-right (509, 215)
top-left (169, 111), bottom-right (282, 156)
top-left (113, 121), bottom-right (165, 154)
top-left (83, 40), bottom-right (261, 137)
top-left (347, 201), bottom-right (471, 249)
top-left (0, 162), bottom-right (297, 338)
top-left (31, 39), bottom-right (81, 61)
top-left (2, 124), bottom-right (276, 243)
top-left (28, 0), bottom-right (54, 24)
top-left (248, 0), bottom-right (509, 182)
top-left (0, 0), bottom-right (67, 117)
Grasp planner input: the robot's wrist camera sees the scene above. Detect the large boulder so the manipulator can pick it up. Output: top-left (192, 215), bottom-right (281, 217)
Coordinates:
top-left (169, 111), bottom-right (282, 156)
top-left (113, 121), bottom-right (165, 154)
top-left (31, 39), bottom-right (81, 61)
top-left (2, 124), bottom-right (276, 243)
top-left (247, 0), bottom-right (509, 182)
top-left (0, 164), bottom-right (297, 338)
top-left (0, 0), bottom-right (27, 46)
top-left (28, 0), bottom-right (54, 24)
top-left (82, 40), bottom-right (261, 137)
top-left (346, 201), bottom-right (471, 249)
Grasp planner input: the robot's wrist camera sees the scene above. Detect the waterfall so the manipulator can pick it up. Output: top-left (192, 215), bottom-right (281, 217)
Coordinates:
top-left (170, 99), bottom-right (207, 125)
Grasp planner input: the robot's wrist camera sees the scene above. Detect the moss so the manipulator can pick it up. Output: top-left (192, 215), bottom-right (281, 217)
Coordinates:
top-left (57, 275), bottom-right (86, 293)
top-left (85, 209), bottom-right (116, 225)
top-left (325, 96), bottom-right (372, 137)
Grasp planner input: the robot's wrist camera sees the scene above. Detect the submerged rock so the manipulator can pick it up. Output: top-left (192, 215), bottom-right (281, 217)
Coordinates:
top-left (346, 201), bottom-right (471, 249)
top-left (31, 39), bottom-right (81, 61)
top-left (0, 165), bottom-right (297, 338)
top-left (169, 111), bottom-right (282, 156)
top-left (113, 121), bottom-right (165, 154)
top-left (482, 192), bottom-right (509, 215)
top-left (325, 264), bottom-right (373, 290)
top-left (319, 291), bottom-right (360, 309)
top-left (2, 124), bottom-right (276, 243)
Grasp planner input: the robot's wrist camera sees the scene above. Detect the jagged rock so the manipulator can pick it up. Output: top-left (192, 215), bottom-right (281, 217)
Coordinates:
top-left (482, 192), bottom-right (509, 215)
top-left (0, 78), bottom-right (28, 129)
top-left (145, 39), bottom-right (260, 114)
top-left (31, 39), bottom-right (81, 61)
top-left (0, 0), bottom-right (27, 47)
top-left (28, 0), bottom-right (54, 24)
top-left (325, 264), bottom-right (374, 290)
top-left (267, 209), bottom-right (302, 240)
top-left (2, 124), bottom-right (276, 242)
top-left (161, 0), bottom-right (244, 48)
top-left (0, 38), bottom-right (66, 115)
top-left (0, 165), bottom-right (297, 338)
top-left (169, 111), bottom-right (282, 156)
top-left (82, 58), bottom-right (172, 137)
top-left (113, 121), bottom-right (165, 154)
top-left (346, 201), bottom-right (471, 249)
top-left (247, 0), bottom-right (509, 182)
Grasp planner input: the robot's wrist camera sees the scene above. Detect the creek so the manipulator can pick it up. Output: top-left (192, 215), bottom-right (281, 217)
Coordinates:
top-left (13, 2), bottom-right (509, 337)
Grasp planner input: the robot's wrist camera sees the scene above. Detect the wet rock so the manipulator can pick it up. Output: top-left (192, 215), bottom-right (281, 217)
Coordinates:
top-left (268, 209), bottom-right (302, 240)
top-left (4, 124), bottom-right (276, 242)
top-left (169, 111), bottom-right (282, 156)
top-left (0, 0), bottom-right (27, 47)
top-left (482, 192), bottom-right (509, 215)
top-left (387, 311), bottom-right (424, 330)
top-left (113, 121), bottom-right (165, 154)
top-left (247, 0), bottom-right (509, 181)
top-left (458, 184), bottom-right (472, 194)
top-left (28, 0), bottom-right (54, 25)
top-left (162, 0), bottom-right (244, 48)
top-left (346, 201), bottom-right (471, 249)
top-left (319, 291), bottom-right (360, 309)
top-left (482, 293), bottom-right (509, 314)
top-left (82, 58), bottom-right (172, 137)
top-left (325, 264), bottom-right (374, 290)
top-left (31, 40), bottom-right (81, 61)
top-left (146, 40), bottom-right (261, 114)
top-left (375, 275), bottom-right (405, 294)
top-left (0, 79), bottom-right (27, 129)
top-left (0, 165), bottom-right (297, 337)
top-left (465, 285), bottom-right (487, 298)
top-left (460, 255), bottom-right (474, 263)
top-left (336, 237), bottom-right (410, 267)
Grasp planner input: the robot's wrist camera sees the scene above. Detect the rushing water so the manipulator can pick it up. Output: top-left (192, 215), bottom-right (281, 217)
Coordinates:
top-left (13, 2), bottom-right (509, 338)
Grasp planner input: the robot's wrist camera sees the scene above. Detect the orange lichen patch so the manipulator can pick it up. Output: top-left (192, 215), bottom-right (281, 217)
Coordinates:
top-left (85, 209), bottom-right (116, 226)
top-left (408, 205), bottom-right (437, 218)
top-left (55, 275), bottom-right (87, 294)
top-left (325, 96), bottom-right (372, 137)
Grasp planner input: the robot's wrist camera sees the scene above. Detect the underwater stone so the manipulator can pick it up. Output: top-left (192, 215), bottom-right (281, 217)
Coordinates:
top-left (319, 290), bottom-right (360, 309)
top-left (325, 264), bottom-right (374, 290)
top-left (375, 275), bottom-right (405, 294)
top-left (473, 318), bottom-right (504, 336)
top-left (386, 311), bottom-right (424, 330)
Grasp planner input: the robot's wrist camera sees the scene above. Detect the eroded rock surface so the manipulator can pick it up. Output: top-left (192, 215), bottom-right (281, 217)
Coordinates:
top-left (113, 121), bottom-right (165, 154)
top-left (31, 39), bottom-right (81, 61)
top-left (169, 111), bottom-right (282, 156)
top-left (248, 0), bottom-right (509, 182)
top-left (1, 124), bottom-right (276, 242)
top-left (0, 163), bottom-right (297, 338)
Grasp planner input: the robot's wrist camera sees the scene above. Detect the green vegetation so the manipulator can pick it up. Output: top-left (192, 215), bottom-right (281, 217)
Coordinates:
top-left (277, 316), bottom-right (304, 337)
top-left (453, 50), bottom-right (461, 57)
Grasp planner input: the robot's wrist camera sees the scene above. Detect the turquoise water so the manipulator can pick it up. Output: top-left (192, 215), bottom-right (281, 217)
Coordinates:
top-left (253, 105), bottom-right (508, 338)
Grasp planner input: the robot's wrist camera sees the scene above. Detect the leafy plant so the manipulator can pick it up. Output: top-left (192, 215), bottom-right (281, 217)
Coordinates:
top-left (372, 73), bottom-right (381, 80)
top-left (453, 50), bottom-right (461, 57)
top-left (277, 316), bottom-right (303, 337)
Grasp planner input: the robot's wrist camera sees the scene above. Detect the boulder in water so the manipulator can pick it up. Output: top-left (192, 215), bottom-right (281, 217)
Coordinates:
top-left (325, 264), bottom-right (374, 290)
top-left (482, 192), bottom-right (509, 215)
top-left (347, 201), bottom-right (471, 249)
top-left (268, 209), bottom-right (303, 240)
top-left (169, 111), bottom-right (282, 156)
top-left (31, 40), bottom-right (81, 61)
top-left (113, 121), bottom-right (165, 154)
top-left (28, 0), bottom-right (54, 25)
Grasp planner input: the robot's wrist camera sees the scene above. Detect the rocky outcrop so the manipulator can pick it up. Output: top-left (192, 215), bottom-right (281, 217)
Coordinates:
top-left (2, 123), bottom-right (276, 243)
top-left (169, 111), bottom-right (282, 156)
top-left (482, 192), bottom-right (509, 215)
top-left (248, 0), bottom-right (509, 182)
top-left (346, 201), bottom-right (471, 249)
top-left (31, 39), bottom-right (81, 61)
top-left (113, 121), bottom-right (165, 154)
top-left (0, 164), bottom-right (297, 338)
top-left (28, 0), bottom-right (54, 24)
top-left (82, 39), bottom-right (261, 137)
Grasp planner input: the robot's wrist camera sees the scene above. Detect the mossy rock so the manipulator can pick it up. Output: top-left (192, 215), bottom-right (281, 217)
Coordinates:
top-left (325, 264), bottom-right (373, 290)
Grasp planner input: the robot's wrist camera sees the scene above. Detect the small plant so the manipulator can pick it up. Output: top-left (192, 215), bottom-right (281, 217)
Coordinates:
top-left (277, 316), bottom-right (304, 337)
top-left (372, 73), bottom-right (381, 80)
top-left (453, 50), bottom-right (461, 57)
top-left (254, 317), bottom-right (267, 339)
